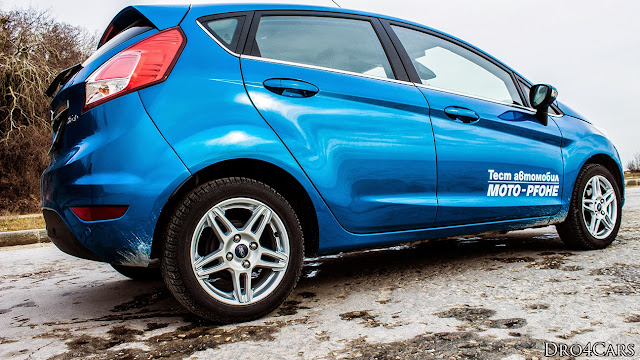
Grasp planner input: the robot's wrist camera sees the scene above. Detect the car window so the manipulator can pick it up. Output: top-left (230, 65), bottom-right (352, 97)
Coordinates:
top-left (203, 16), bottom-right (245, 51)
top-left (391, 25), bottom-right (522, 105)
top-left (253, 16), bottom-right (394, 79)
top-left (518, 80), bottom-right (560, 115)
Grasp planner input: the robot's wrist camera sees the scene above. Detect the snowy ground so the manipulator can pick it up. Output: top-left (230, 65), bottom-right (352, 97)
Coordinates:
top-left (1, 188), bottom-right (638, 360)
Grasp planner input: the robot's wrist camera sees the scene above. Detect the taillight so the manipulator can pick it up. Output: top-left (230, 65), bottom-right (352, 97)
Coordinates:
top-left (84, 27), bottom-right (186, 111)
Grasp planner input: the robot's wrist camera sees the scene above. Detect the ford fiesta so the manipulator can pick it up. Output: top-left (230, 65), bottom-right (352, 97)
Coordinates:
top-left (42, 3), bottom-right (624, 323)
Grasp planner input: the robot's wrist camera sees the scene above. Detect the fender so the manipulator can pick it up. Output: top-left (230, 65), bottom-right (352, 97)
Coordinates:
top-left (551, 115), bottom-right (625, 224)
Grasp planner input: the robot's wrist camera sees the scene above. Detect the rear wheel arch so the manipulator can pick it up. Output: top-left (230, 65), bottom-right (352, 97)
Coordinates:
top-left (151, 159), bottom-right (319, 260)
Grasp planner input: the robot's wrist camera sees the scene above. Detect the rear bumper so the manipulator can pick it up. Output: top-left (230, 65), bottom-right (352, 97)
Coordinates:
top-left (41, 93), bottom-right (190, 265)
top-left (43, 209), bottom-right (102, 262)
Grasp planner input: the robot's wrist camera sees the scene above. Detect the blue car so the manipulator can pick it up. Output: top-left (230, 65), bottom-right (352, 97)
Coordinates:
top-left (42, 3), bottom-right (624, 322)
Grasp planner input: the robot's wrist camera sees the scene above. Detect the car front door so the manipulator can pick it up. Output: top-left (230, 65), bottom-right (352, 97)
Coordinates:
top-left (384, 22), bottom-right (564, 226)
top-left (239, 12), bottom-right (438, 233)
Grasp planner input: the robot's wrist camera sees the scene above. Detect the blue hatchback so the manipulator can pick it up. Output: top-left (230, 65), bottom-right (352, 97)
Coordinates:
top-left (42, 3), bottom-right (625, 322)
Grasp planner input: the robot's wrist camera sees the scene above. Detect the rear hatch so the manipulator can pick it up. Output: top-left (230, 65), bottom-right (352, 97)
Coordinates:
top-left (46, 5), bottom-right (189, 154)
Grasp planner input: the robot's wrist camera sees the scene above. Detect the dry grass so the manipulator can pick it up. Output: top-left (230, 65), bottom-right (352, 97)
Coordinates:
top-left (625, 171), bottom-right (640, 180)
top-left (0, 214), bottom-right (45, 232)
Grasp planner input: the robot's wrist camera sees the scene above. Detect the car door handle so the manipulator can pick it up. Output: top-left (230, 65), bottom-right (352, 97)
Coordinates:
top-left (263, 79), bottom-right (319, 98)
top-left (444, 107), bottom-right (480, 123)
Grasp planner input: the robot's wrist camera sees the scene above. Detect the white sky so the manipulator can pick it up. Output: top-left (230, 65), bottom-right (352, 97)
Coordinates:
top-left (1, 0), bottom-right (639, 169)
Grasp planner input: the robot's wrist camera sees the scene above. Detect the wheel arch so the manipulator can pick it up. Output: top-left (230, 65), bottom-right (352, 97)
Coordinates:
top-left (583, 153), bottom-right (624, 195)
top-left (151, 158), bottom-right (319, 260)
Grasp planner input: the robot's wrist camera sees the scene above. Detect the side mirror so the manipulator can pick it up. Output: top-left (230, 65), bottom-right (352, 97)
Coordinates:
top-left (530, 84), bottom-right (558, 126)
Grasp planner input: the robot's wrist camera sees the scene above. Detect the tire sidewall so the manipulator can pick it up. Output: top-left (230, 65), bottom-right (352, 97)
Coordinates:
top-left (168, 179), bottom-right (304, 321)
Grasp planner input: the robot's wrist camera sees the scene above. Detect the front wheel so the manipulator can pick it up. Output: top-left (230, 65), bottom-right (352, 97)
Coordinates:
top-left (161, 177), bottom-right (304, 323)
top-left (556, 164), bottom-right (622, 249)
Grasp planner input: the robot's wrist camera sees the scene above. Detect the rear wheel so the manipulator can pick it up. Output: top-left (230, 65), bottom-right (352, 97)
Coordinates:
top-left (556, 164), bottom-right (622, 249)
top-left (161, 177), bottom-right (304, 323)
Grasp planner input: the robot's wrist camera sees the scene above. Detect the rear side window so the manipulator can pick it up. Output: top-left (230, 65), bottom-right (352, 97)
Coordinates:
top-left (391, 25), bottom-right (522, 105)
top-left (203, 16), bottom-right (245, 51)
top-left (252, 16), bottom-right (394, 79)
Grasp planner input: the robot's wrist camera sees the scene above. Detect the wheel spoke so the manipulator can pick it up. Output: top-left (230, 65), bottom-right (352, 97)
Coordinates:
top-left (196, 262), bottom-right (229, 278)
top-left (591, 177), bottom-right (601, 197)
top-left (602, 214), bottom-right (614, 230)
top-left (260, 246), bottom-right (288, 262)
top-left (207, 207), bottom-right (237, 242)
top-left (194, 249), bottom-right (224, 270)
top-left (245, 273), bottom-right (253, 303)
top-left (244, 205), bottom-right (272, 238)
top-left (231, 270), bottom-right (252, 304)
top-left (603, 189), bottom-right (615, 206)
top-left (582, 198), bottom-right (595, 213)
top-left (589, 217), bottom-right (601, 235)
top-left (257, 258), bottom-right (287, 271)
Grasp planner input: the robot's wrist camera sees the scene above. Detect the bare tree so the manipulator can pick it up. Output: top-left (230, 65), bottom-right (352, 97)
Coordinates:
top-left (628, 152), bottom-right (640, 173)
top-left (0, 8), bottom-right (96, 213)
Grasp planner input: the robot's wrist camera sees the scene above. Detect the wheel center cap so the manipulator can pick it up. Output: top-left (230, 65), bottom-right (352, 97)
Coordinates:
top-left (235, 244), bottom-right (249, 259)
top-left (596, 203), bottom-right (602, 212)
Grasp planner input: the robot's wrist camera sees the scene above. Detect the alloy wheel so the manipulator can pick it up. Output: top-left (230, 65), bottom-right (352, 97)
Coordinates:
top-left (190, 197), bottom-right (290, 305)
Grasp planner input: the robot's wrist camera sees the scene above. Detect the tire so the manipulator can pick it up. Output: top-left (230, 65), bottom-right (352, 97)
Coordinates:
top-left (556, 164), bottom-right (622, 249)
top-left (111, 264), bottom-right (162, 281)
top-left (161, 177), bottom-right (304, 323)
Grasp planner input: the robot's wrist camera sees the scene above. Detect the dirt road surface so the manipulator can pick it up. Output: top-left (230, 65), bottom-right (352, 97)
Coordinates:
top-left (1, 188), bottom-right (639, 359)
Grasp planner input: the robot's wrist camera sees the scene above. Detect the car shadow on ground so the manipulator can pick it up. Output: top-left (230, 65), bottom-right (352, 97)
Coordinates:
top-left (54, 228), bottom-right (571, 326)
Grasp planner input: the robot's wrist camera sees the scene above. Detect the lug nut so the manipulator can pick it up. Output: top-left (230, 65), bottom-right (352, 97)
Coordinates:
top-left (233, 234), bottom-right (241, 243)
top-left (242, 260), bottom-right (251, 269)
top-left (250, 242), bottom-right (258, 251)
top-left (226, 252), bottom-right (233, 261)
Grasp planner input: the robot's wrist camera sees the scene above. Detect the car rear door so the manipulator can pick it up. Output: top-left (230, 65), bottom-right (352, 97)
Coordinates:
top-left (239, 11), bottom-right (438, 234)
top-left (383, 21), bottom-right (564, 226)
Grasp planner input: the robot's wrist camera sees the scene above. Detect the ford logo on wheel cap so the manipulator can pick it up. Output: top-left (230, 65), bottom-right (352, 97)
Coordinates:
top-left (235, 244), bottom-right (249, 259)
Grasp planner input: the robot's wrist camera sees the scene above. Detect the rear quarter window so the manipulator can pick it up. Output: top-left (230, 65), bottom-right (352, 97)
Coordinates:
top-left (200, 16), bottom-right (245, 53)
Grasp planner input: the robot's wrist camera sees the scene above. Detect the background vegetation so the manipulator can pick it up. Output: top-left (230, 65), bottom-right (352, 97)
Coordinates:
top-left (0, 8), bottom-right (94, 213)
top-left (628, 153), bottom-right (640, 173)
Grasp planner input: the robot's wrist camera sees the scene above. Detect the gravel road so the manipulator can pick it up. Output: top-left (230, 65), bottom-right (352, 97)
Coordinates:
top-left (1, 188), bottom-right (638, 360)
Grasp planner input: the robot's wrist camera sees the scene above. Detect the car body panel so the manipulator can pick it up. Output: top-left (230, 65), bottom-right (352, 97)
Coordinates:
top-left (416, 86), bottom-right (565, 226)
top-left (42, 3), bottom-right (625, 265)
top-left (41, 92), bottom-right (190, 265)
top-left (240, 57), bottom-right (438, 233)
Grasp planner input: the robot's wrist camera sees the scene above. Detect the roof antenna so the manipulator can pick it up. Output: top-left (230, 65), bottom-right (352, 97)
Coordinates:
top-left (331, 0), bottom-right (342, 8)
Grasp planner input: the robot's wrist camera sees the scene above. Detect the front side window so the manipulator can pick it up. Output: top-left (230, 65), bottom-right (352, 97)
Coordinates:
top-left (253, 16), bottom-right (394, 79)
top-left (391, 25), bottom-right (522, 105)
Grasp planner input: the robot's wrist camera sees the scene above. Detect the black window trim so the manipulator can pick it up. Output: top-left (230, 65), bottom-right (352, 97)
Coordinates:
top-left (197, 11), bottom-right (254, 55)
top-left (242, 10), bottom-right (410, 82)
top-left (380, 18), bottom-right (538, 111)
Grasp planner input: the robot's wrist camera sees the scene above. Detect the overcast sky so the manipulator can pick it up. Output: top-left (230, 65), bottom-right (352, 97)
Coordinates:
top-left (1, 0), bottom-right (639, 168)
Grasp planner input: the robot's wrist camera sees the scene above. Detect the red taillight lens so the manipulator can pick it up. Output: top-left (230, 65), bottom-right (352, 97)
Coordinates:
top-left (71, 206), bottom-right (129, 221)
top-left (84, 27), bottom-right (186, 111)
